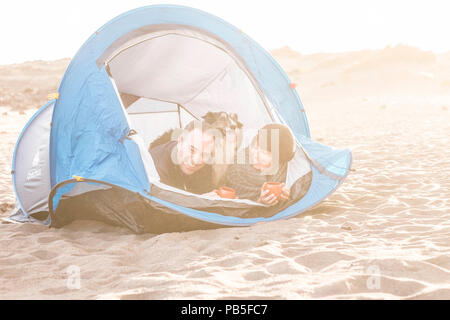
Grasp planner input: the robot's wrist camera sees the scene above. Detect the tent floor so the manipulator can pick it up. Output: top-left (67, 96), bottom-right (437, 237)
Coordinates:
top-left (51, 187), bottom-right (232, 234)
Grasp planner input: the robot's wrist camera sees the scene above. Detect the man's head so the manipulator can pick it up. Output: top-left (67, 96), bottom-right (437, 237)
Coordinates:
top-left (174, 120), bottom-right (215, 175)
top-left (250, 123), bottom-right (295, 171)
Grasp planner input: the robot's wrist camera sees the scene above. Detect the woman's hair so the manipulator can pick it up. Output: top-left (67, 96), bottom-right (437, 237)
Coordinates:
top-left (253, 123), bottom-right (296, 162)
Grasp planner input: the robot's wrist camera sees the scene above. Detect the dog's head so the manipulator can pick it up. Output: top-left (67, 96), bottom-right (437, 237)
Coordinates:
top-left (201, 112), bottom-right (244, 157)
top-left (202, 111), bottom-right (243, 131)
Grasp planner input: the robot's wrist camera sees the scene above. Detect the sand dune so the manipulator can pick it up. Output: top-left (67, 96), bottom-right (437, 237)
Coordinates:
top-left (0, 45), bottom-right (449, 299)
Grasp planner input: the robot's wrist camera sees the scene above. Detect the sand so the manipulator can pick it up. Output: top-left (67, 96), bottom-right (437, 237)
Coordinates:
top-left (0, 45), bottom-right (449, 299)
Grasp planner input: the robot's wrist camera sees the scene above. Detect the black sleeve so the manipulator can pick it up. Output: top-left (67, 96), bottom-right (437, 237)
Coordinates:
top-left (185, 165), bottom-right (214, 194)
top-left (149, 143), bottom-right (171, 185)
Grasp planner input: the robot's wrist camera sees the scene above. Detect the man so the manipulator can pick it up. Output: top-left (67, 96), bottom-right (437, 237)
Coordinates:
top-left (225, 123), bottom-right (295, 206)
top-left (149, 120), bottom-right (216, 194)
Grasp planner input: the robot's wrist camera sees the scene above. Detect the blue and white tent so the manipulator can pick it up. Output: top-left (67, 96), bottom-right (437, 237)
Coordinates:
top-left (9, 5), bottom-right (352, 233)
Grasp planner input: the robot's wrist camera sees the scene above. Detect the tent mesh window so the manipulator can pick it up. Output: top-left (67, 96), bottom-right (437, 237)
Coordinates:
top-left (100, 24), bottom-right (313, 215)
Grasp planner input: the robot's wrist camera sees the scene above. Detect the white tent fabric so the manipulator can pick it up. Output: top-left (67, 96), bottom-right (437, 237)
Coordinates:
top-left (13, 102), bottom-right (54, 215)
top-left (130, 134), bottom-right (160, 182)
top-left (125, 97), bottom-right (196, 147)
top-left (286, 144), bottom-right (312, 189)
top-left (127, 97), bottom-right (178, 114)
top-left (106, 28), bottom-right (272, 128)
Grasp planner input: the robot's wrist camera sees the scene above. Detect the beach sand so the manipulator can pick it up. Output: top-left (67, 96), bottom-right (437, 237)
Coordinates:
top-left (0, 46), bottom-right (449, 299)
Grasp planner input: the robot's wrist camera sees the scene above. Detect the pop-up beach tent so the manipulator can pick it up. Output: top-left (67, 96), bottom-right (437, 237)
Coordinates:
top-left (9, 5), bottom-right (352, 233)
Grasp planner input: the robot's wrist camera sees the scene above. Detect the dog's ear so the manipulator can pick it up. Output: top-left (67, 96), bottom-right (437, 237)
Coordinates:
top-left (202, 111), bottom-right (220, 124)
top-left (230, 113), bottom-right (243, 128)
top-left (202, 112), bottom-right (213, 122)
top-left (201, 112), bottom-right (209, 120)
top-left (218, 112), bottom-right (228, 122)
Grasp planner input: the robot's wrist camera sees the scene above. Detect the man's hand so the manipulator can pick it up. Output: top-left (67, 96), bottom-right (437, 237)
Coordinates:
top-left (279, 183), bottom-right (290, 201)
top-left (258, 189), bottom-right (279, 206)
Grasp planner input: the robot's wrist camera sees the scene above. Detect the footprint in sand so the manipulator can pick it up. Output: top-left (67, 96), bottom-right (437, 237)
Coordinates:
top-left (211, 255), bottom-right (247, 268)
top-left (310, 275), bottom-right (426, 298)
top-left (294, 251), bottom-right (354, 272)
top-left (266, 260), bottom-right (309, 275)
top-left (0, 266), bottom-right (24, 278)
top-left (187, 269), bottom-right (211, 278)
top-left (242, 270), bottom-right (271, 281)
top-left (37, 236), bottom-right (60, 244)
top-left (30, 250), bottom-right (59, 260)
top-left (426, 255), bottom-right (450, 270)
top-left (40, 287), bottom-right (71, 296)
top-left (411, 288), bottom-right (450, 299)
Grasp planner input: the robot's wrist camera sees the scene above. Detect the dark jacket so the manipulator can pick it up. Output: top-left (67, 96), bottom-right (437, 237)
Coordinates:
top-left (149, 141), bottom-right (213, 194)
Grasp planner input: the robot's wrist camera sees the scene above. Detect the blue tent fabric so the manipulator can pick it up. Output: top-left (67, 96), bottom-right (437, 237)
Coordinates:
top-left (11, 99), bottom-right (55, 220)
top-left (51, 67), bottom-right (149, 190)
top-left (11, 5), bottom-right (352, 232)
top-left (296, 135), bottom-right (352, 179)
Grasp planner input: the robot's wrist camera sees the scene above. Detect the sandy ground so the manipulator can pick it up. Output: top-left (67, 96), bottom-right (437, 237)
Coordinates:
top-left (0, 45), bottom-right (449, 299)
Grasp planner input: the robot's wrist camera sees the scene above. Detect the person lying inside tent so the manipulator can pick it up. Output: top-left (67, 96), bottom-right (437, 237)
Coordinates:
top-left (149, 120), bottom-right (216, 194)
top-left (225, 123), bottom-right (295, 206)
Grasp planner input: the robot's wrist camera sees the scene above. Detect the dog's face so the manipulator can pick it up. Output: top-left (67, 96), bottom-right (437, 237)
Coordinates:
top-left (202, 112), bottom-right (243, 131)
top-left (201, 112), bottom-right (244, 164)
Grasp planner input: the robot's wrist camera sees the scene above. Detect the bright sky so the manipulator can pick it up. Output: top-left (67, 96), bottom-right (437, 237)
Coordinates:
top-left (0, 0), bottom-right (449, 64)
